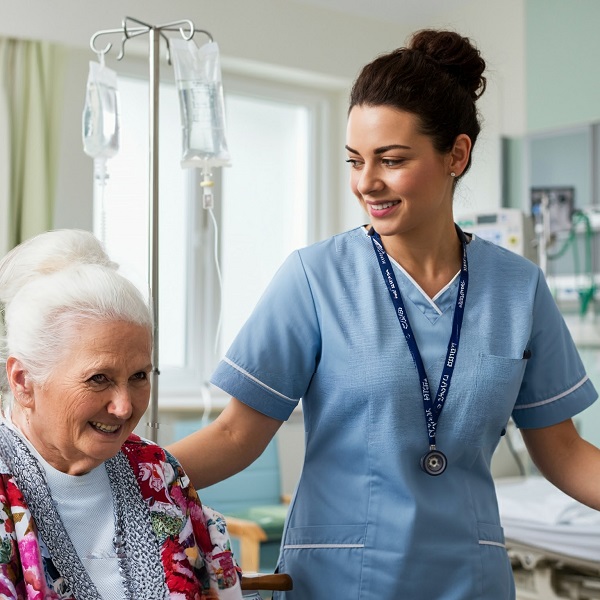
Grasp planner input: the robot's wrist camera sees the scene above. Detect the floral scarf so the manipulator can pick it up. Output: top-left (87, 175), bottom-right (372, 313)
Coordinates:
top-left (0, 429), bottom-right (242, 599)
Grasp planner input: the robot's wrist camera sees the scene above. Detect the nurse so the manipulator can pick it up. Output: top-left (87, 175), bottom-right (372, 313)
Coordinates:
top-left (169, 29), bottom-right (600, 599)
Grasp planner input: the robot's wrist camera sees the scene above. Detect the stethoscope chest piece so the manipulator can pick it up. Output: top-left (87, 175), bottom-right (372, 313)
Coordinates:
top-left (420, 449), bottom-right (447, 476)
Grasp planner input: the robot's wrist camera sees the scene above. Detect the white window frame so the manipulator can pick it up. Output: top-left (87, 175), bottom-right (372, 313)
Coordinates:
top-left (102, 62), bottom-right (341, 407)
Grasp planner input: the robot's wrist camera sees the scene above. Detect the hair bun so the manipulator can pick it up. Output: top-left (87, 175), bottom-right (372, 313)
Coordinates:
top-left (0, 229), bottom-right (116, 310)
top-left (409, 29), bottom-right (486, 100)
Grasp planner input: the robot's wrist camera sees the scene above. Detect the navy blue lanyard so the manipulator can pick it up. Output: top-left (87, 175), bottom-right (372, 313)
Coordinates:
top-left (369, 226), bottom-right (469, 450)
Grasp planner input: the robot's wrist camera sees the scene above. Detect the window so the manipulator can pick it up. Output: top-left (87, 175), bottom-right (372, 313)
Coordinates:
top-left (96, 71), bottom-right (336, 403)
top-left (220, 91), bottom-right (309, 352)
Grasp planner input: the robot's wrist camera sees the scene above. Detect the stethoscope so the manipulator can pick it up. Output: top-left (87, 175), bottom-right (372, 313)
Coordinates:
top-left (369, 225), bottom-right (469, 476)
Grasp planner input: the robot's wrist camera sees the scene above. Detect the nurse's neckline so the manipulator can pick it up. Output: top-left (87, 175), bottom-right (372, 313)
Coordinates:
top-left (364, 224), bottom-right (471, 298)
top-left (362, 224), bottom-right (472, 244)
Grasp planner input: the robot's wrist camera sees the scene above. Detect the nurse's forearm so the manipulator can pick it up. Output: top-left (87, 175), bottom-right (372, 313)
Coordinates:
top-left (522, 418), bottom-right (600, 511)
top-left (167, 397), bottom-right (283, 489)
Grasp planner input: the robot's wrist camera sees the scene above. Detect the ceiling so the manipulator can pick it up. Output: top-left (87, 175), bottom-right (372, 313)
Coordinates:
top-left (289, 0), bottom-right (470, 27)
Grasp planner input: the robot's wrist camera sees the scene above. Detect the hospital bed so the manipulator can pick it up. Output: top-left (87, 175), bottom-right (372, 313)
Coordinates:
top-left (496, 476), bottom-right (600, 600)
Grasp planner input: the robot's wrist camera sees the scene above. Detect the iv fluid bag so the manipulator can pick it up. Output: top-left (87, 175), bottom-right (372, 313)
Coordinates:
top-left (82, 61), bottom-right (120, 159)
top-left (170, 39), bottom-right (231, 169)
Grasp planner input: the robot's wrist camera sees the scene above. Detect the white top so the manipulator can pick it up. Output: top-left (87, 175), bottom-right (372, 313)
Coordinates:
top-left (6, 419), bottom-right (125, 599)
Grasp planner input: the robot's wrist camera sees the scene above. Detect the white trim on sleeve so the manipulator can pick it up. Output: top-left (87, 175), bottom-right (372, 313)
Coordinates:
top-left (223, 357), bottom-right (296, 401)
top-left (514, 375), bottom-right (589, 410)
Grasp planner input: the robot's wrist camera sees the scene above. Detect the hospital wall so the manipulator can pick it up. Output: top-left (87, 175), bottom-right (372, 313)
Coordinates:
top-left (505, 0), bottom-right (600, 204)
top-left (526, 0), bottom-right (600, 132)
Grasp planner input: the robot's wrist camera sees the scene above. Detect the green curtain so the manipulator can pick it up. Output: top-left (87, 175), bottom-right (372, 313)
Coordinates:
top-left (0, 49), bottom-right (8, 257)
top-left (0, 38), bottom-right (67, 250)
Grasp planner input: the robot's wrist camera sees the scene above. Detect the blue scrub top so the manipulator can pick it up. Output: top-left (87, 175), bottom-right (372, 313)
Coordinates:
top-left (211, 226), bottom-right (597, 600)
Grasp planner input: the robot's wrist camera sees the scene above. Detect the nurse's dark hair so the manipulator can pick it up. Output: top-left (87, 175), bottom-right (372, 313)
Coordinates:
top-left (349, 29), bottom-right (486, 175)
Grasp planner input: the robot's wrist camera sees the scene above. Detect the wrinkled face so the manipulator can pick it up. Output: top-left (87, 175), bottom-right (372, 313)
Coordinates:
top-left (346, 105), bottom-right (455, 238)
top-left (21, 320), bottom-right (152, 475)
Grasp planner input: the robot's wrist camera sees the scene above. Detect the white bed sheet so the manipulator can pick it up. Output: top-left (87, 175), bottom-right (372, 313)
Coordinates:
top-left (495, 476), bottom-right (600, 562)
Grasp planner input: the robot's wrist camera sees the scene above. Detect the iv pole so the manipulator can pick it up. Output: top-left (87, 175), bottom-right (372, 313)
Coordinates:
top-left (90, 17), bottom-right (213, 442)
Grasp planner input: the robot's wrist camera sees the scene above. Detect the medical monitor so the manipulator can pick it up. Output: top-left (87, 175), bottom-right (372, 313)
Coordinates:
top-left (530, 187), bottom-right (575, 235)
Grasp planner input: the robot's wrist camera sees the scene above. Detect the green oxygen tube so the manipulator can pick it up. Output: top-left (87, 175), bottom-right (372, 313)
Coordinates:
top-left (547, 210), bottom-right (596, 317)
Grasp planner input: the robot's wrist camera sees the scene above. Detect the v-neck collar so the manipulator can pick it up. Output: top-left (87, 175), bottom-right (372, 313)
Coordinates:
top-left (361, 225), bottom-right (468, 322)
top-left (389, 255), bottom-right (461, 319)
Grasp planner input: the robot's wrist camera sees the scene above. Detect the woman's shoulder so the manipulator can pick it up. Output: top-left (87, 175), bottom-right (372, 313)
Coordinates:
top-left (293, 225), bottom-right (371, 267)
top-left (122, 432), bottom-right (160, 452)
top-left (122, 434), bottom-right (181, 470)
top-left (470, 234), bottom-right (541, 274)
top-left (121, 434), bottom-right (189, 496)
top-left (268, 226), bottom-right (372, 292)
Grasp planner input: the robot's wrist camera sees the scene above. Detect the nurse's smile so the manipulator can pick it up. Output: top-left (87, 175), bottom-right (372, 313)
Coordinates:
top-left (368, 200), bottom-right (401, 216)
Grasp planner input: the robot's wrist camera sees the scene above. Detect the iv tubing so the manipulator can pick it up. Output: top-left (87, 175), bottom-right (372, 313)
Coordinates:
top-left (200, 383), bottom-right (212, 428)
top-left (94, 158), bottom-right (109, 245)
top-left (207, 206), bottom-right (223, 355)
top-left (199, 165), bottom-right (223, 354)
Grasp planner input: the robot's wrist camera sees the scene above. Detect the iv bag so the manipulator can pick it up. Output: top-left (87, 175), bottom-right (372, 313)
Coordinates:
top-left (170, 39), bottom-right (231, 169)
top-left (82, 61), bottom-right (120, 160)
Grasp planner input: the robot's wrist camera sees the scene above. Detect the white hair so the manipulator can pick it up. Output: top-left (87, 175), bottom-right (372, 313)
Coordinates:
top-left (0, 230), bottom-right (152, 405)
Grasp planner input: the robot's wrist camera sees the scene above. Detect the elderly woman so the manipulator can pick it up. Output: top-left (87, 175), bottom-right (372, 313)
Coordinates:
top-left (0, 230), bottom-right (242, 599)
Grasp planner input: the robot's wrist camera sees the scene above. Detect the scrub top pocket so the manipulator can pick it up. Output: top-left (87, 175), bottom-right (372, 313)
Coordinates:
top-left (477, 522), bottom-right (515, 599)
top-left (454, 353), bottom-right (527, 445)
top-left (278, 524), bottom-right (365, 599)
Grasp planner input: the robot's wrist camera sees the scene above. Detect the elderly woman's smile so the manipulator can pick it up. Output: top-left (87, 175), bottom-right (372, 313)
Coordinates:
top-left (90, 421), bottom-right (122, 433)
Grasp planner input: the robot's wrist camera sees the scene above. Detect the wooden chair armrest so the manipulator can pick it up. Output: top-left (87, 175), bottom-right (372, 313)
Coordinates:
top-left (224, 515), bottom-right (267, 572)
top-left (225, 516), bottom-right (268, 542)
top-left (241, 573), bottom-right (293, 591)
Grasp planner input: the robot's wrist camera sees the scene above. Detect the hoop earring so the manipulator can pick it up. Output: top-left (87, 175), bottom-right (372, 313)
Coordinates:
top-left (450, 172), bottom-right (456, 178)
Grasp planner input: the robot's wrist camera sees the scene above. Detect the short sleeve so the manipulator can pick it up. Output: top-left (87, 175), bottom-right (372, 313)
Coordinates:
top-left (211, 251), bottom-right (321, 421)
top-left (512, 271), bottom-right (597, 428)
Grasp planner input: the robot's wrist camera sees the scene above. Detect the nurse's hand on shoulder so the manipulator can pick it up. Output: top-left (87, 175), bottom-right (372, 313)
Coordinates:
top-left (521, 418), bottom-right (600, 511)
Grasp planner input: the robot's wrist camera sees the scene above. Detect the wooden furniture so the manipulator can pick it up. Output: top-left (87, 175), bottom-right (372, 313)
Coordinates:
top-left (241, 573), bottom-right (293, 592)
